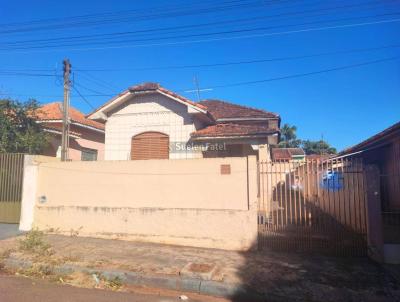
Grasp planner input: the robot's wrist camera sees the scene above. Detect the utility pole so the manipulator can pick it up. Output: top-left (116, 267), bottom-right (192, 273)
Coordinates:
top-left (61, 59), bottom-right (71, 161)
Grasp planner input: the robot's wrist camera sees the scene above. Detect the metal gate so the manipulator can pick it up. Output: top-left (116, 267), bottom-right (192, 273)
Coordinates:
top-left (258, 157), bottom-right (368, 256)
top-left (0, 154), bottom-right (24, 223)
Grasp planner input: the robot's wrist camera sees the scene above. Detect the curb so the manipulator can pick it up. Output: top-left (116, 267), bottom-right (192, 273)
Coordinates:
top-left (3, 256), bottom-right (263, 299)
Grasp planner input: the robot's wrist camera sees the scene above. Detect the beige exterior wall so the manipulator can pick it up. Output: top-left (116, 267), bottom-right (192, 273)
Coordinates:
top-left (32, 156), bottom-right (258, 250)
top-left (105, 93), bottom-right (204, 160)
top-left (42, 125), bottom-right (105, 161)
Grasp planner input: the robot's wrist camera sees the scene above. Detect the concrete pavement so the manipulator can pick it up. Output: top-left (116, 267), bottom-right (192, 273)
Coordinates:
top-left (2, 234), bottom-right (400, 301)
top-left (0, 224), bottom-right (22, 240)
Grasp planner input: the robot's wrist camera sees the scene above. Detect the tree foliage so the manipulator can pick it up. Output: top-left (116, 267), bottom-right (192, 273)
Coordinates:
top-left (278, 123), bottom-right (302, 148)
top-left (0, 99), bottom-right (48, 154)
top-left (278, 123), bottom-right (337, 155)
top-left (302, 139), bottom-right (337, 155)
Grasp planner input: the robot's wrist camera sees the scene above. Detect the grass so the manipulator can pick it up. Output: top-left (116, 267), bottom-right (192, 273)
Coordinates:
top-left (104, 276), bottom-right (123, 291)
top-left (12, 230), bottom-right (125, 292)
top-left (18, 229), bottom-right (52, 256)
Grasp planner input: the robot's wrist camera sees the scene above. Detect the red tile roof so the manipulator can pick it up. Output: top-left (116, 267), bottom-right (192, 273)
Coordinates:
top-left (191, 123), bottom-right (278, 138)
top-left (37, 102), bottom-right (105, 131)
top-left (306, 154), bottom-right (331, 160)
top-left (340, 121), bottom-right (400, 155)
top-left (199, 99), bottom-right (279, 120)
top-left (271, 148), bottom-right (305, 160)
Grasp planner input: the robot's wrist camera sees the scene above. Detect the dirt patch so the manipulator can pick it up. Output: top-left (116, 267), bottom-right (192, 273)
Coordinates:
top-left (189, 263), bottom-right (215, 273)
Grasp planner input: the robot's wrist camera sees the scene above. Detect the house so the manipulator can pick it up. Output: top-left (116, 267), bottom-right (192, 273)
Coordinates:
top-left (87, 82), bottom-right (280, 160)
top-left (340, 121), bottom-right (400, 212)
top-left (37, 102), bottom-right (105, 161)
top-left (339, 121), bottom-right (400, 263)
top-left (271, 147), bottom-right (305, 161)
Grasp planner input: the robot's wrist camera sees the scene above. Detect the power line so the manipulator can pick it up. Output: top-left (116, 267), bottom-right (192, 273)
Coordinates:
top-left (0, 0), bottom-right (250, 28)
top-left (74, 43), bottom-right (400, 72)
top-left (73, 81), bottom-right (110, 96)
top-left (0, 71), bottom-right (58, 77)
top-left (190, 56), bottom-right (400, 90)
top-left (2, 11), bottom-right (400, 51)
top-left (1, 55), bottom-right (398, 98)
top-left (71, 85), bottom-right (96, 110)
top-left (1, 42), bottom-right (399, 74)
top-left (0, 0), bottom-right (276, 35)
top-left (73, 55), bottom-right (400, 94)
top-left (4, 17), bottom-right (399, 53)
top-left (78, 71), bottom-right (119, 91)
top-left (2, 0), bottom-right (395, 47)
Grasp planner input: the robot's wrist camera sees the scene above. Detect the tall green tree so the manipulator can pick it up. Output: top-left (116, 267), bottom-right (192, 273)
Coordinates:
top-left (302, 140), bottom-right (337, 155)
top-left (278, 123), bottom-right (302, 148)
top-left (0, 99), bottom-right (48, 154)
top-left (278, 123), bottom-right (337, 154)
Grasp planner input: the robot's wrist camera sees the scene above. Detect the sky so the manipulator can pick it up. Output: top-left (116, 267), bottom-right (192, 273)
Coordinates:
top-left (0, 0), bottom-right (399, 151)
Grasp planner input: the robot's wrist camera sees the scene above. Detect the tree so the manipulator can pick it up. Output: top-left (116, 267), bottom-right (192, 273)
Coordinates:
top-left (302, 139), bottom-right (337, 155)
top-left (278, 123), bottom-right (337, 155)
top-left (278, 123), bottom-right (302, 148)
top-left (0, 99), bottom-right (48, 154)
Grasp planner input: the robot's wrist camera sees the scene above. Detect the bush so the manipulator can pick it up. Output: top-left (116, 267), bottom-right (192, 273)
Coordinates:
top-left (18, 229), bottom-right (51, 255)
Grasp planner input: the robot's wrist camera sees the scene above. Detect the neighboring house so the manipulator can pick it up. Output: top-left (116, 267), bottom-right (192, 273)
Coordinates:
top-left (271, 148), bottom-right (305, 161)
top-left (87, 82), bottom-right (280, 160)
top-left (340, 121), bottom-right (400, 212)
top-left (339, 121), bottom-right (400, 263)
top-left (37, 102), bottom-right (105, 161)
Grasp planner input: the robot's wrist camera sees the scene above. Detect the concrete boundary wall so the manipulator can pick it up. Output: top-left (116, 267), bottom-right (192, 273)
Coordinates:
top-left (19, 156), bottom-right (59, 231)
top-left (27, 156), bottom-right (258, 251)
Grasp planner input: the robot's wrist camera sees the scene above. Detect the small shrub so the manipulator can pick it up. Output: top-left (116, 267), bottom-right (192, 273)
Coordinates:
top-left (105, 276), bottom-right (123, 291)
top-left (18, 229), bottom-right (51, 255)
top-left (18, 263), bottom-right (52, 278)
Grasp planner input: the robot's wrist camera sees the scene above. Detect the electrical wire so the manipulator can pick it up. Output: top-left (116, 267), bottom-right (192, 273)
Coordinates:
top-left (1, 55), bottom-right (398, 98)
top-left (0, 0), bottom-right (275, 35)
top-left (2, 0), bottom-right (395, 47)
top-left (1, 42), bottom-right (399, 73)
top-left (0, 71), bottom-right (58, 77)
top-left (78, 72), bottom-right (119, 91)
top-left (71, 85), bottom-right (96, 110)
top-left (3, 17), bottom-right (399, 54)
top-left (74, 43), bottom-right (400, 72)
top-left (73, 82), bottom-right (110, 96)
top-left (188, 56), bottom-right (400, 91)
top-left (2, 11), bottom-right (400, 51)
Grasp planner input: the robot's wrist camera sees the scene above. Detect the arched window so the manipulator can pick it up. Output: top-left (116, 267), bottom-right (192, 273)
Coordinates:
top-left (131, 132), bottom-right (169, 160)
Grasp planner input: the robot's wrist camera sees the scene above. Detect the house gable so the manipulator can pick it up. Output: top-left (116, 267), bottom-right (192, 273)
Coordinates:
top-left (87, 82), bottom-right (207, 121)
top-left (104, 91), bottom-right (206, 160)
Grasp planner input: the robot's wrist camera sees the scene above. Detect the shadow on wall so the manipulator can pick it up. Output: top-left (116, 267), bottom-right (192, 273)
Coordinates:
top-left (228, 240), bottom-right (400, 302)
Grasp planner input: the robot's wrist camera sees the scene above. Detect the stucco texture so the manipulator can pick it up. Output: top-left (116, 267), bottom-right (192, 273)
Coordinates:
top-left (33, 156), bottom-right (258, 250)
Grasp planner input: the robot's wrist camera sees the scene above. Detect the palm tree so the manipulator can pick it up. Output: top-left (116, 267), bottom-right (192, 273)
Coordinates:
top-left (279, 124), bottom-right (301, 148)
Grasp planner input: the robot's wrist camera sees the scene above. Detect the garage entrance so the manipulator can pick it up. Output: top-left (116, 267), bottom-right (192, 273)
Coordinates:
top-left (0, 153), bottom-right (24, 223)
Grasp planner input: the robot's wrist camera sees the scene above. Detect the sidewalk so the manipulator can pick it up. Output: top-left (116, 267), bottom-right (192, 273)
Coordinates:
top-left (0, 224), bottom-right (22, 240)
top-left (1, 234), bottom-right (399, 301)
